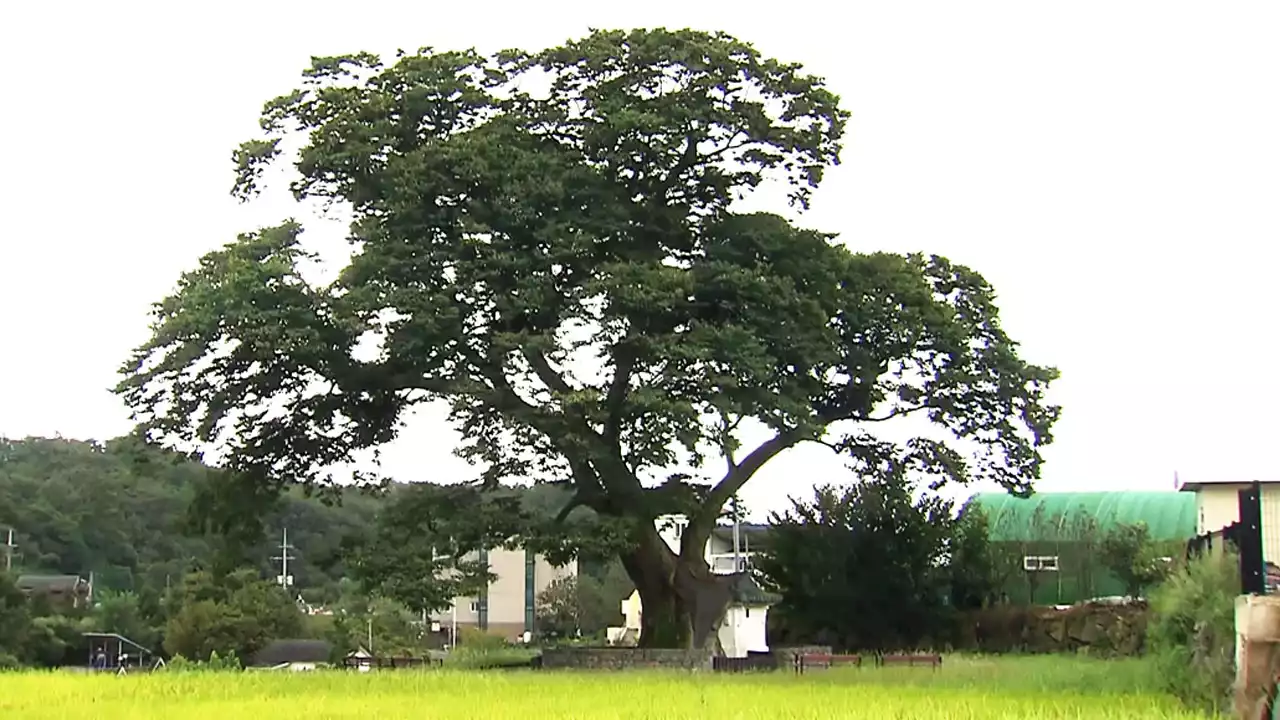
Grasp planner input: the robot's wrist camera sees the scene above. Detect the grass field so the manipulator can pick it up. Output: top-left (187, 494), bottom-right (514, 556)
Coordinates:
top-left (0, 655), bottom-right (1213, 719)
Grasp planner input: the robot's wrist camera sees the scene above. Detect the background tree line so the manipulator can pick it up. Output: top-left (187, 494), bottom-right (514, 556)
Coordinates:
top-left (2, 434), bottom-right (1176, 664)
top-left (0, 436), bottom-right (635, 666)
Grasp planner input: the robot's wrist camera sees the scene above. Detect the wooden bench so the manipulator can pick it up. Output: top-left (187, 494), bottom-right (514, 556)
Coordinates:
top-left (878, 653), bottom-right (942, 669)
top-left (795, 653), bottom-right (863, 673)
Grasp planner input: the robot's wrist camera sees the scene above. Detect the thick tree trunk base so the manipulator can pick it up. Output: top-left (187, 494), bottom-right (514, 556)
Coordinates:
top-left (622, 542), bottom-right (734, 650)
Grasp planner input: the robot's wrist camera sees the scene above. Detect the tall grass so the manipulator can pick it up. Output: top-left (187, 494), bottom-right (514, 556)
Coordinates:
top-left (0, 656), bottom-right (1211, 719)
top-left (444, 627), bottom-right (538, 669)
top-left (1146, 551), bottom-right (1238, 715)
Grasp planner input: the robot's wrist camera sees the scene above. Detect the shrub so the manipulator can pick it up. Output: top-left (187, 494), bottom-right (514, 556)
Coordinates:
top-left (456, 627), bottom-right (507, 651)
top-left (445, 628), bottom-right (536, 669)
top-left (162, 650), bottom-right (242, 673)
top-left (1146, 551), bottom-right (1238, 714)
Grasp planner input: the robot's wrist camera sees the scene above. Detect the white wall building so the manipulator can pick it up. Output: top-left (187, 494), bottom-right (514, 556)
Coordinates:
top-left (431, 547), bottom-right (576, 642)
top-left (1178, 477), bottom-right (1280, 564)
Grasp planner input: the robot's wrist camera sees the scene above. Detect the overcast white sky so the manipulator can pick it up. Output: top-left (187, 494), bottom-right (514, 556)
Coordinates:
top-left (2, 1), bottom-right (1278, 519)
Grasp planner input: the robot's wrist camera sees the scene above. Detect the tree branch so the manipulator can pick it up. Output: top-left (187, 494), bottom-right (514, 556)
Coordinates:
top-left (482, 347), bottom-right (648, 512)
top-left (865, 403), bottom-right (929, 423)
top-left (553, 496), bottom-right (583, 524)
top-left (718, 413), bottom-right (743, 473)
top-left (603, 343), bottom-right (637, 445)
top-left (681, 427), bottom-right (807, 559)
top-left (522, 348), bottom-right (574, 396)
top-left (681, 402), bottom-right (862, 558)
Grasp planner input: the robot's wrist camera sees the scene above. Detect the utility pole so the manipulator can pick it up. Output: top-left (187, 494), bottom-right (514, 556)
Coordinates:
top-left (3, 528), bottom-right (15, 572)
top-left (731, 496), bottom-right (742, 573)
top-left (451, 598), bottom-right (458, 649)
top-left (271, 528), bottom-right (296, 592)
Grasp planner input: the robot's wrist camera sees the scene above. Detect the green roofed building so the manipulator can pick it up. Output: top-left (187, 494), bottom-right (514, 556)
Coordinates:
top-left (962, 491), bottom-right (1196, 605)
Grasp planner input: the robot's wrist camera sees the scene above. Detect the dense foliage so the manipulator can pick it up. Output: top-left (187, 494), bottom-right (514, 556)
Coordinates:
top-left (0, 436), bottom-right (378, 665)
top-left (757, 480), bottom-right (1000, 651)
top-left (535, 561), bottom-right (636, 640)
top-left (162, 569), bottom-right (304, 662)
top-left (1098, 522), bottom-right (1172, 599)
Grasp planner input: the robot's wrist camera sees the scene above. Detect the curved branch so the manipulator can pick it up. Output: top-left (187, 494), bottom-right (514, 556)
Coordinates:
top-left (681, 427), bottom-right (806, 558)
top-left (682, 401), bottom-right (862, 558)
top-left (866, 403), bottom-right (929, 423)
top-left (522, 348), bottom-right (574, 396)
top-left (603, 344), bottom-right (637, 445)
top-left (553, 496), bottom-right (584, 524)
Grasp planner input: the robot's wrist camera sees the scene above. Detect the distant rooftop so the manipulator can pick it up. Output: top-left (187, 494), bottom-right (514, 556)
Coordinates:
top-left (725, 572), bottom-right (781, 607)
top-left (251, 639), bottom-right (332, 667)
top-left (710, 523), bottom-right (769, 542)
top-left (965, 491), bottom-right (1196, 542)
top-left (1176, 478), bottom-right (1280, 492)
top-left (16, 575), bottom-right (88, 594)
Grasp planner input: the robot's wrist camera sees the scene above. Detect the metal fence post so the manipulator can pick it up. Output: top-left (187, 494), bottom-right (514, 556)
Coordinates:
top-left (1239, 481), bottom-right (1266, 595)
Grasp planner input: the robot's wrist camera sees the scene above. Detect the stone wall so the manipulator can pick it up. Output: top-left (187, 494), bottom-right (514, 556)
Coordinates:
top-left (767, 646), bottom-right (834, 667)
top-left (539, 647), bottom-right (715, 671)
top-left (955, 602), bottom-right (1147, 656)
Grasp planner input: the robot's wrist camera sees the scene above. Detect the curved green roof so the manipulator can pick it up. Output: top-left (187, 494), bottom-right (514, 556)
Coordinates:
top-left (964, 491), bottom-right (1196, 542)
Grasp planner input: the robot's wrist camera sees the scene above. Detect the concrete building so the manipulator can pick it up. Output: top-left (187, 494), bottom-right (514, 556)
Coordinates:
top-left (1177, 477), bottom-right (1280, 565)
top-left (430, 547), bottom-right (576, 641)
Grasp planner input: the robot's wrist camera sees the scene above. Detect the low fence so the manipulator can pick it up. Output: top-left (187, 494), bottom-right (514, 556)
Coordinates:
top-left (711, 649), bottom-right (940, 674)
top-left (342, 654), bottom-right (445, 671)
top-left (793, 652), bottom-right (941, 674)
top-left (539, 647), bottom-right (714, 671)
top-left (711, 654), bottom-right (778, 673)
top-left (339, 646), bottom-right (945, 674)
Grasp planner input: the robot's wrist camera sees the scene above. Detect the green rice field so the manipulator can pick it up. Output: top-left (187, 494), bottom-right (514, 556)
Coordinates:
top-left (0, 655), bottom-right (1213, 719)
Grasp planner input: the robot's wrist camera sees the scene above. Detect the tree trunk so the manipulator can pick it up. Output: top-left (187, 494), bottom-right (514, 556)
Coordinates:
top-left (620, 527), bottom-right (733, 649)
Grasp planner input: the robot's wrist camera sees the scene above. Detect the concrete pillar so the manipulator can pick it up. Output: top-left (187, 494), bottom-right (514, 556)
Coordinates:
top-left (1234, 595), bottom-right (1280, 719)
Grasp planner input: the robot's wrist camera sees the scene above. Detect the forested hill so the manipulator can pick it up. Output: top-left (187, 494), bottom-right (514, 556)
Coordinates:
top-left (0, 436), bottom-right (382, 602)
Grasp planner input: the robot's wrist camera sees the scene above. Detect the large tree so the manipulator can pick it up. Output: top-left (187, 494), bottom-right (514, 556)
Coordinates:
top-left (116, 28), bottom-right (1059, 648)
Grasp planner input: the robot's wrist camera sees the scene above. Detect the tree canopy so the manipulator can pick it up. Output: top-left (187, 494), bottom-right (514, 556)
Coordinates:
top-left (115, 28), bottom-right (1059, 647)
top-left (1099, 522), bottom-right (1172, 599)
top-left (162, 568), bottom-right (304, 662)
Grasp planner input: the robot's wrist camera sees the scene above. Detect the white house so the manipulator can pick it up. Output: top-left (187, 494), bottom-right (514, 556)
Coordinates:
top-left (1177, 477), bottom-right (1280, 564)
top-left (715, 573), bottom-right (778, 657)
top-left (346, 647), bottom-right (374, 673)
top-left (607, 514), bottom-right (777, 657)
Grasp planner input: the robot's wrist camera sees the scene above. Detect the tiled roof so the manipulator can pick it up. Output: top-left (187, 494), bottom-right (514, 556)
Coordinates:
top-left (726, 573), bottom-right (780, 606)
top-left (710, 524), bottom-right (771, 545)
top-left (16, 575), bottom-right (86, 593)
